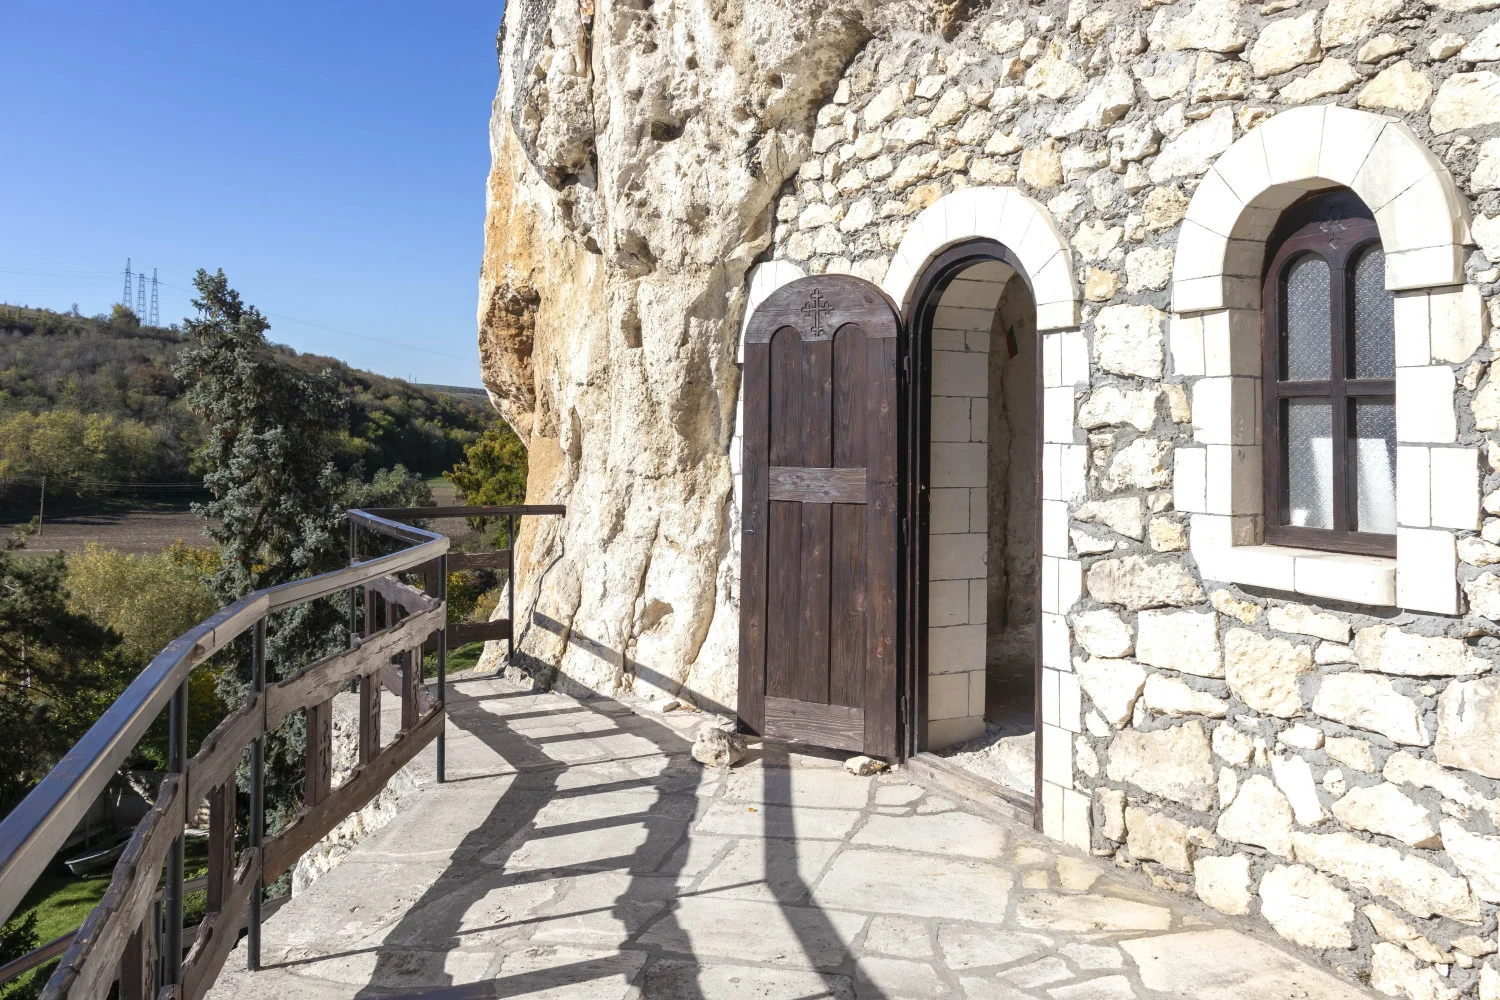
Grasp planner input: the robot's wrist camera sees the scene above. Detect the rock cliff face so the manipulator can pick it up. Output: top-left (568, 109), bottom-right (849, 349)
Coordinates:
top-left (479, 0), bottom-right (964, 707)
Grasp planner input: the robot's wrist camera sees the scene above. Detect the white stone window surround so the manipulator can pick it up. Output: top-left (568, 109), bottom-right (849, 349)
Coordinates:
top-left (1170, 105), bottom-right (1478, 615)
top-left (884, 185), bottom-right (1090, 851)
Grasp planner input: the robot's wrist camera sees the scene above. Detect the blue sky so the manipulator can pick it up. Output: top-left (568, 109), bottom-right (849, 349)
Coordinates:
top-left (0, 1), bottom-right (506, 387)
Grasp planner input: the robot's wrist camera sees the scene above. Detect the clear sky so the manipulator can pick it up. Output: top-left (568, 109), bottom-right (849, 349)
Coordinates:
top-left (1, 1), bottom-right (505, 387)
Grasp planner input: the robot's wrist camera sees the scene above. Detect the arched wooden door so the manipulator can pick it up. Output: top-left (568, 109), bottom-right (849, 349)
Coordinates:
top-left (738, 275), bottom-right (903, 758)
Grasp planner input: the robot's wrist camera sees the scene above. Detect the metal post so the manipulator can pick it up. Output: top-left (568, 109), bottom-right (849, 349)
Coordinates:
top-left (436, 553), bottom-right (447, 784)
top-left (507, 515), bottom-right (516, 660)
top-left (247, 619), bottom-right (266, 971)
top-left (163, 679), bottom-right (187, 986)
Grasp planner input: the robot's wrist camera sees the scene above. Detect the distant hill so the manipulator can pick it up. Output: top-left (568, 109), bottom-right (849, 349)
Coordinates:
top-left (0, 304), bottom-right (496, 503)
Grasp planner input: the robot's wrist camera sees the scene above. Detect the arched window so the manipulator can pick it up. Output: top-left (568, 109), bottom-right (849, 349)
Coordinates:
top-left (1262, 189), bottom-right (1396, 557)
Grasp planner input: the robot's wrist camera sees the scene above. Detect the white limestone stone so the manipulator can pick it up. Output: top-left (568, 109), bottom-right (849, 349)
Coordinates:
top-left (1313, 673), bottom-right (1430, 746)
top-left (1432, 72), bottom-right (1500, 134)
top-left (1149, 0), bottom-right (1247, 53)
top-left (1144, 673), bottom-right (1229, 718)
top-left (1106, 721), bottom-right (1215, 810)
top-left (1437, 677), bottom-right (1500, 779)
top-left (1357, 61), bottom-right (1433, 113)
top-left (1385, 750), bottom-right (1500, 822)
top-left (1212, 723), bottom-right (1253, 766)
top-left (1466, 572), bottom-right (1500, 619)
top-left (1135, 610), bottom-right (1223, 678)
top-left (1271, 753), bottom-right (1328, 826)
top-left (1077, 386), bottom-right (1160, 433)
top-left (1125, 806), bottom-right (1193, 872)
top-left (1326, 736), bottom-right (1378, 773)
top-left (1148, 107), bottom-right (1234, 183)
top-left (1280, 59), bottom-right (1361, 104)
top-left (1371, 943), bottom-right (1458, 1000)
top-left (1216, 774), bottom-right (1294, 857)
top-left (1444, 820), bottom-right (1500, 903)
top-left (1074, 498), bottom-right (1147, 540)
top-left (1332, 783), bottom-right (1441, 848)
top-left (1322, 0), bottom-right (1402, 46)
top-left (1092, 304), bottom-right (1165, 379)
top-left (1194, 854), bottom-right (1251, 914)
top-left (1277, 724), bottom-right (1324, 751)
top-left (1259, 864), bottom-right (1355, 950)
top-left (1292, 831), bottom-right (1481, 923)
top-left (1352, 625), bottom-right (1488, 677)
top-left (1247, 11), bottom-right (1320, 78)
top-left (1076, 656), bottom-right (1147, 727)
top-left (1071, 608), bottom-right (1134, 658)
top-left (1268, 605), bottom-right (1350, 644)
top-left (1223, 629), bottom-right (1315, 718)
top-left (1087, 556), bottom-right (1204, 611)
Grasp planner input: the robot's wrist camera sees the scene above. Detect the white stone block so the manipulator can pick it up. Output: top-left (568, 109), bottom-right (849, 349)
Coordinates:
top-left (1043, 333), bottom-right (1063, 388)
top-left (1043, 613), bottom-right (1071, 669)
top-left (970, 398), bottom-right (988, 442)
top-left (1041, 443), bottom-right (1062, 501)
top-left (1395, 366), bottom-right (1456, 444)
top-left (930, 487), bottom-right (970, 534)
top-left (968, 670), bottom-right (987, 718)
top-left (1058, 671), bottom-right (1081, 733)
top-left (1170, 314), bottom-right (1205, 377)
top-left (1392, 291), bottom-right (1430, 368)
top-left (1386, 244), bottom-right (1465, 292)
top-left (969, 579), bottom-right (987, 625)
top-left (1192, 377), bottom-right (1258, 445)
top-left (1353, 120), bottom-right (1440, 213)
top-left (1043, 780), bottom-right (1064, 840)
top-left (1172, 220), bottom-right (1230, 282)
top-left (1211, 130), bottom-right (1272, 207)
top-left (929, 580), bottom-right (970, 628)
top-left (1041, 556), bottom-right (1060, 614)
top-left (931, 396), bottom-right (972, 442)
top-left (1396, 446), bottom-right (1430, 528)
top-left (1061, 787), bottom-right (1091, 851)
top-left (1428, 284), bottom-right (1486, 365)
top-left (1205, 444), bottom-right (1262, 516)
top-left (1430, 447), bottom-right (1480, 530)
top-left (1217, 543), bottom-right (1297, 592)
top-left (1262, 105), bottom-right (1327, 188)
top-left (1181, 167), bottom-right (1245, 239)
top-left (1293, 551), bottom-right (1397, 607)
top-left (1038, 300), bottom-right (1081, 333)
top-left (932, 349), bottom-right (987, 398)
top-left (1042, 723), bottom-right (1073, 788)
top-left (1174, 446), bottom-right (1208, 514)
top-left (1061, 331), bottom-right (1090, 386)
top-left (1042, 667), bottom-right (1060, 728)
top-left (1397, 527), bottom-right (1458, 614)
top-left (1174, 274), bottom-right (1226, 314)
top-left (970, 489), bottom-right (988, 534)
top-left (1044, 387), bottom-right (1080, 444)
top-left (931, 442), bottom-right (987, 487)
top-left (929, 532), bottom-right (987, 580)
top-left (1057, 557), bottom-right (1083, 615)
top-left (1202, 309), bottom-right (1260, 376)
top-left (1043, 499), bottom-right (1070, 557)
top-left (1318, 104), bottom-right (1389, 189)
top-left (929, 671), bottom-right (970, 719)
top-left (1061, 444), bottom-right (1088, 501)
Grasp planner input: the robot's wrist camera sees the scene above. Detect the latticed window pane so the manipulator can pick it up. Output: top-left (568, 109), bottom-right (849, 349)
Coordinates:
top-left (1352, 246), bottom-right (1395, 379)
top-left (1350, 398), bottom-right (1396, 535)
top-left (1285, 399), bottom-right (1334, 529)
top-left (1284, 255), bottom-right (1331, 380)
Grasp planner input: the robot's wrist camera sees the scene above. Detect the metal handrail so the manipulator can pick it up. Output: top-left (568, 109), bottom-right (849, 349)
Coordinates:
top-left (0, 509), bottom-right (446, 928)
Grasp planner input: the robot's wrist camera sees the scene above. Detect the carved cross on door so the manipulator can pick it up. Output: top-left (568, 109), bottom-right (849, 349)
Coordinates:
top-left (801, 288), bottom-right (831, 338)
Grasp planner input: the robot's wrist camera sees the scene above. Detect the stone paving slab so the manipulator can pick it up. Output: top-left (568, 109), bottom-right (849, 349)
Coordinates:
top-left (208, 673), bottom-right (1382, 999)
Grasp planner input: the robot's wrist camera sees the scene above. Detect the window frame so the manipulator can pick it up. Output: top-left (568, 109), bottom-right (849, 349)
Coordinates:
top-left (1260, 190), bottom-right (1397, 558)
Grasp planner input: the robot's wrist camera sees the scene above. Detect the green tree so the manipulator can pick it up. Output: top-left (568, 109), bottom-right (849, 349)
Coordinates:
top-left (172, 269), bottom-right (354, 826)
top-left (0, 911), bottom-right (41, 1000)
top-left (444, 424), bottom-right (528, 542)
top-left (0, 542), bottom-right (126, 814)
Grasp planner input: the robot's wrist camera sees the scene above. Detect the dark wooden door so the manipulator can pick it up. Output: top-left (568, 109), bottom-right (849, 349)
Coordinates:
top-left (739, 275), bottom-right (902, 757)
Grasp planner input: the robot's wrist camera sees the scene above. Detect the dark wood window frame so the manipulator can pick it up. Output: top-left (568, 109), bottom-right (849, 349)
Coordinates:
top-left (1261, 189), bottom-right (1396, 558)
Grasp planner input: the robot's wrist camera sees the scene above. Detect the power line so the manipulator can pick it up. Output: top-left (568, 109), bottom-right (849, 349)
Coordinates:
top-left (149, 269), bottom-right (160, 327)
top-left (122, 259), bottom-right (132, 308)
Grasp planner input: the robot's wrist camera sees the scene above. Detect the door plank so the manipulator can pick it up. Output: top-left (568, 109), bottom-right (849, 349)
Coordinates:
top-left (766, 327), bottom-right (804, 701)
top-left (767, 466), bottom-right (866, 503)
top-left (864, 332), bottom-right (901, 758)
top-left (830, 324), bottom-right (869, 710)
top-left (763, 697), bottom-right (865, 752)
top-left (798, 335), bottom-right (833, 705)
top-left (737, 337), bottom-right (771, 736)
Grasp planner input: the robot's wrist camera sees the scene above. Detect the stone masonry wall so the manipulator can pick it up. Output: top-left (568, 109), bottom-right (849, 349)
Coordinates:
top-left (764, 2), bottom-right (1500, 997)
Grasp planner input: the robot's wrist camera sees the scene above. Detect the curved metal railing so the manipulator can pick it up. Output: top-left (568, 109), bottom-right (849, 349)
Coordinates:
top-left (0, 504), bottom-right (561, 1000)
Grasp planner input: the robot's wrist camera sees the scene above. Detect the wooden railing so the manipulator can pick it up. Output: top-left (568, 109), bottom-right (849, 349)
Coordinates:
top-left (0, 504), bottom-right (562, 1000)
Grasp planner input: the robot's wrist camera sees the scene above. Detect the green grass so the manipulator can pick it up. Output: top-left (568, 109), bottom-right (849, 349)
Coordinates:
top-left (446, 641), bottom-right (486, 673)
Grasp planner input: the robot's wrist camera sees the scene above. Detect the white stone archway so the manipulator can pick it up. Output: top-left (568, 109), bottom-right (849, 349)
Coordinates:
top-left (1170, 105), bottom-right (1478, 615)
top-left (882, 186), bottom-right (1090, 849)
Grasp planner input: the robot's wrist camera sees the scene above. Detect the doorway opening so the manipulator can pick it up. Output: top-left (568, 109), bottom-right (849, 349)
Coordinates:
top-left (906, 240), bottom-right (1040, 803)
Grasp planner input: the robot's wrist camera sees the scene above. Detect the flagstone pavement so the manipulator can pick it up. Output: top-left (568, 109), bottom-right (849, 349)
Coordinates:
top-left (208, 672), bottom-right (1380, 999)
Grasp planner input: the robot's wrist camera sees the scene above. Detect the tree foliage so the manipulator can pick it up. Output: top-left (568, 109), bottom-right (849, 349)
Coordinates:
top-left (444, 424), bottom-right (528, 542)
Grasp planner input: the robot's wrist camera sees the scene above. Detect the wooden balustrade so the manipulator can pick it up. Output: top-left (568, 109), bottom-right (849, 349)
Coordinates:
top-left (0, 504), bottom-right (565, 1000)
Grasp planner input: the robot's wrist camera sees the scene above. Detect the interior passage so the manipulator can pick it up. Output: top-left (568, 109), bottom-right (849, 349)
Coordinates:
top-left (927, 258), bottom-right (1038, 795)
